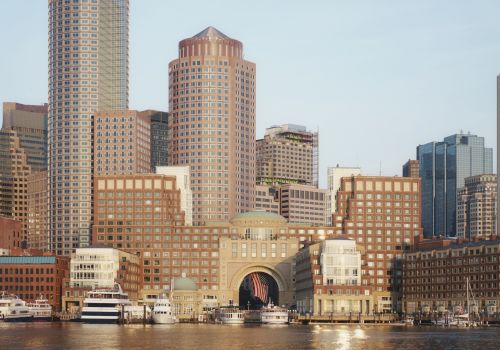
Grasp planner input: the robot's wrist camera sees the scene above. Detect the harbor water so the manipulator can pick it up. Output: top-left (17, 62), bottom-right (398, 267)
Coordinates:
top-left (1, 323), bottom-right (500, 350)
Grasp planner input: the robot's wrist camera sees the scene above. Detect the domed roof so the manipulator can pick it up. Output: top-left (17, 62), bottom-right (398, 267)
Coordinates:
top-left (230, 211), bottom-right (287, 225)
top-left (173, 277), bottom-right (197, 291)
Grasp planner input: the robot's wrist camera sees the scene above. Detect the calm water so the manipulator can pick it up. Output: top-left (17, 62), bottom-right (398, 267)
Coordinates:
top-left (1, 323), bottom-right (499, 350)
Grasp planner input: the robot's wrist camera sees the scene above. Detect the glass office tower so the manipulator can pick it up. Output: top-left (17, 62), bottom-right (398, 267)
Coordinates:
top-left (417, 133), bottom-right (493, 237)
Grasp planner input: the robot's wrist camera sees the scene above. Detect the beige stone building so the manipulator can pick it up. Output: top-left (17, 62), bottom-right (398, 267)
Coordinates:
top-left (168, 26), bottom-right (256, 225)
top-left (457, 174), bottom-right (496, 239)
top-left (256, 124), bottom-right (318, 187)
top-left (94, 110), bottom-right (151, 175)
top-left (254, 185), bottom-right (280, 215)
top-left (0, 129), bottom-right (31, 242)
top-left (279, 184), bottom-right (331, 226)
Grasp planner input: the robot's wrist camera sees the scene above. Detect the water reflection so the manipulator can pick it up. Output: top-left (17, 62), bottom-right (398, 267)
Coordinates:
top-left (1, 323), bottom-right (499, 350)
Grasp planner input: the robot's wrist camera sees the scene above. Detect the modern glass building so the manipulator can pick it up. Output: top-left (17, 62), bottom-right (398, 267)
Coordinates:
top-left (417, 133), bottom-right (493, 237)
top-left (48, 0), bottom-right (129, 255)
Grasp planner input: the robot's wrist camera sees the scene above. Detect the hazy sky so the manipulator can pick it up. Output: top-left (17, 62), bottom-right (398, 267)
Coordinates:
top-left (0, 0), bottom-right (498, 187)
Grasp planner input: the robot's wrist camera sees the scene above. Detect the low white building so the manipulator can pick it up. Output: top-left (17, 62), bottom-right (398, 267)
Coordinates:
top-left (156, 166), bottom-right (193, 225)
top-left (70, 247), bottom-right (133, 289)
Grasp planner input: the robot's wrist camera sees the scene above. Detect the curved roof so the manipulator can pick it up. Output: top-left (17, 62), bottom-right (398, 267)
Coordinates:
top-left (230, 211), bottom-right (287, 225)
top-left (173, 277), bottom-right (197, 291)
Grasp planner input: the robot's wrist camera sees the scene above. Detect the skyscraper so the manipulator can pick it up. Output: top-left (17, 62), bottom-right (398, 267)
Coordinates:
top-left (143, 110), bottom-right (169, 171)
top-left (417, 133), bottom-right (493, 237)
top-left (0, 130), bottom-right (31, 243)
top-left (48, 0), bottom-right (129, 255)
top-left (2, 102), bottom-right (48, 173)
top-left (256, 124), bottom-right (318, 187)
top-left (457, 174), bottom-right (497, 239)
top-left (168, 27), bottom-right (256, 225)
top-left (497, 75), bottom-right (500, 235)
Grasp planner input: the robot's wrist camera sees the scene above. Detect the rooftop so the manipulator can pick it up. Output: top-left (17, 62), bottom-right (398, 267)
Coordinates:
top-left (193, 26), bottom-right (230, 40)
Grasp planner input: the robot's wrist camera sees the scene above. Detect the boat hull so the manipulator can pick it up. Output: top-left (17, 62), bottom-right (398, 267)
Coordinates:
top-left (153, 315), bottom-right (176, 324)
top-left (4, 315), bottom-right (34, 322)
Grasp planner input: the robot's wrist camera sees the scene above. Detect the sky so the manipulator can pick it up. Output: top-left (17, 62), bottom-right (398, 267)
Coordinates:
top-left (0, 0), bottom-right (499, 187)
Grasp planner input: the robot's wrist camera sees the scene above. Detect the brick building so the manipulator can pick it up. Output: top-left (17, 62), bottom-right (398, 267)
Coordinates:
top-left (0, 217), bottom-right (23, 250)
top-left (0, 253), bottom-right (69, 311)
top-left (93, 110), bottom-right (151, 175)
top-left (402, 236), bottom-right (500, 315)
top-left (332, 176), bottom-right (423, 311)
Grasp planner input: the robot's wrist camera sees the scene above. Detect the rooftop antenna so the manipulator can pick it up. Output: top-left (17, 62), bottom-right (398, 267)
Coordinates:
top-left (379, 160), bottom-right (382, 176)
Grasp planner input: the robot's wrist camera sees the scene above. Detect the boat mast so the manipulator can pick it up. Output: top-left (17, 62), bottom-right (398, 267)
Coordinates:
top-left (466, 277), bottom-right (470, 323)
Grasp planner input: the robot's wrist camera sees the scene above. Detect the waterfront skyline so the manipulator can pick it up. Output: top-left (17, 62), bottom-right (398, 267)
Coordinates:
top-left (0, 1), bottom-right (498, 185)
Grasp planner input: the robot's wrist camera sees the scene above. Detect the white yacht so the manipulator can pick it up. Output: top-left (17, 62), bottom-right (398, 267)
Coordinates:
top-left (152, 297), bottom-right (176, 324)
top-left (27, 296), bottom-right (53, 321)
top-left (3, 296), bottom-right (33, 322)
top-left (217, 307), bottom-right (245, 324)
top-left (0, 292), bottom-right (13, 320)
top-left (260, 302), bottom-right (289, 325)
top-left (81, 284), bottom-right (131, 324)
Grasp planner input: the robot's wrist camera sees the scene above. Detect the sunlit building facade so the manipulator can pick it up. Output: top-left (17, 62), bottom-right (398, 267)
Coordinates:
top-left (168, 27), bottom-right (256, 225)
top-left (48, 0), bottom-right (129, 255)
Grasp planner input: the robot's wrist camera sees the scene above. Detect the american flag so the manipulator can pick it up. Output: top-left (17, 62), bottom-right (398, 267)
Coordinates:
top-left (250, 272), bottom-right (269, 303)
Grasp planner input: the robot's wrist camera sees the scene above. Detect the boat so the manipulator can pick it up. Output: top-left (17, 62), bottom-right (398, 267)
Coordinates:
top-left (80, 283), bottom-right (131, 324)
top-left (27, 296), bottom-right (53, 321)
top-left (3, 296), bottom-right (33, 322)
top-left (260, 302), bottom-right (289, 325)
top-left (216, 307), bottom-right (245, 324)
top-left (0, 292), bottom-right (14, 320)
top-left (152, 296), bottom-right (176, 324)
top-left (450, 278), bottom-right (479, 328)
top-left (244, 309), bottom-right (261, 324)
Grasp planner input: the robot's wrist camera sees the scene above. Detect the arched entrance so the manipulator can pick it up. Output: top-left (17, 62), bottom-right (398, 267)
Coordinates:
top-left (239, 272), bottom-right (279, 309)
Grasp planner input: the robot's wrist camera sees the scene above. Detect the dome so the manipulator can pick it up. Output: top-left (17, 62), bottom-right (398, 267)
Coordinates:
top-left (173, 277), bottom-right (198, 291)
top-left (230, 211), bottom-right (287, 226)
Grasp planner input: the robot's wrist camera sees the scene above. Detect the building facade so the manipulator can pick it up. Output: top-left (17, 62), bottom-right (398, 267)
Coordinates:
top-left (278, 184), bottom-right (331, 226)
top-left (332, 176), bottom-right (423, 311)
top-left (2, 102), bottom-right (48, 172)
top-left (0, 254), bottom-right (69, 311)
top-left (327, 165), bottom-right (361, 214)
top-left (402, 159), bottom-right (419, 178)
top-left (156, 166), bottom-right (193, 226)
top-left (254, 185), bottom-right (280, 215)
top-left (256, 124), bottom-right (318, 187)
top-left (0, 217), bottom-right (23, 250)
top-left (0, 129), bottom-right (31, 241)
top-left (417, 133), bottom-right (493, 237)
top-left (402, 237), bottom-right (500, 315)
top-left (168, 26), bottom-right (256, 225)
top-left (27, 171), bottom-right (49, 251)
top-left (144, 110), bottom-right (169, 171)
top-left (296, 238), bottom-right (373, 315)
top-left (62, 247), bottom-right (140, 312)
top-left (48, 0), bottom-right (129, 255)
top-left (94, 110), bottom-right (150, 175)
top-left (457, 174), bottom-right (497, 239)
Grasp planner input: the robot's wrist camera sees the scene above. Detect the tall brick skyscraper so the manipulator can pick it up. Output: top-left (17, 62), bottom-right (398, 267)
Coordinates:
top-left (48, 0), bottom-right (129, 255)
top-left (168, 27), bottom-right (256, 225)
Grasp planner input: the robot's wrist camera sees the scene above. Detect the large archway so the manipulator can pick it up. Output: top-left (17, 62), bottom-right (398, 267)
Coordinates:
top-left (239, 272), bottom-right (279, 309)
